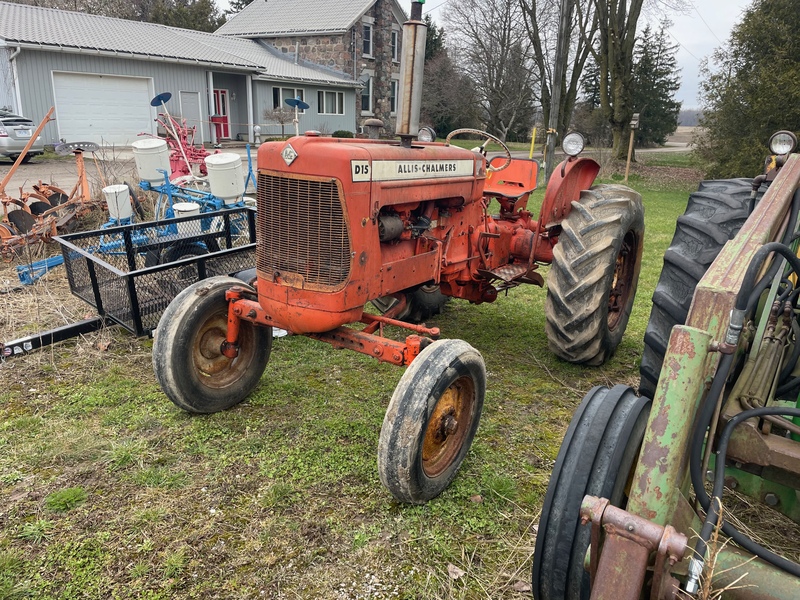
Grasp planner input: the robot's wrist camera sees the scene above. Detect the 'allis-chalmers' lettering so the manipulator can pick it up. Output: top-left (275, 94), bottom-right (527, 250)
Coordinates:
top-left (397, 162), bottom-right (457, 174)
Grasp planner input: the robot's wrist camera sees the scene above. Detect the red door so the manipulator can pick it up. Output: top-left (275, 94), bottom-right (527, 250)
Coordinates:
top-left (212, 89), bottom-right (230, 139)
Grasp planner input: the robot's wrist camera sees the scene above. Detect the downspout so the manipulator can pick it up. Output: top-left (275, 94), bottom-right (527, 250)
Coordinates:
top-left (9, 45), bottom-right (23, 115)
top-left (246, 74), bottom-right (254, 144)
top-left (207, 71), bottom-right (217, 145)
top-left (295, 39), bottom-right (299, 64)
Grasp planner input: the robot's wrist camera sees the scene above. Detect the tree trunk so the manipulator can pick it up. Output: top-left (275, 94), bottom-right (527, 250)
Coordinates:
top-left (593, 0), bottom-right (644, 161)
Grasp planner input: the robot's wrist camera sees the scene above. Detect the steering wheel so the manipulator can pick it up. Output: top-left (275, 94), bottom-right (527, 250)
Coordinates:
top-left (444, 128), bottom-right (512, 172)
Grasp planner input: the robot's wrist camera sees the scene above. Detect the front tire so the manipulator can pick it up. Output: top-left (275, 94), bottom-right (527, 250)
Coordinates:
top-left (378, 339), bottom-right (485, 504)
top-left (545, 184), bottom-right (644, 365)
top-left (152, 276), bottom-right (272, 413)
top-left (639, 179), bottom-right (751, 398)
top-left (532, 385), bottom-right (651, 600)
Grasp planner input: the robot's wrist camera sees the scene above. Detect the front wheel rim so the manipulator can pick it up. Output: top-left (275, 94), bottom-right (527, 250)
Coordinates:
top-left (191, 311), bottom-right (254, 388)
top-left (421, 376), bottom-right (475, 478)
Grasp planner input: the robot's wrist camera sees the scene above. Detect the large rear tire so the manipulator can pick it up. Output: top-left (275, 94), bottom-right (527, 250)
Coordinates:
top-left (532, 385), bottom-right (651, 600)
top-left (153, 276), bottom-right (272, 413)
top-left (378, 339), bottom-right (485, 504)
top-left (545, 184), bottom-right (644, 365)
top-left (639, 179), bottom-right (751, 398)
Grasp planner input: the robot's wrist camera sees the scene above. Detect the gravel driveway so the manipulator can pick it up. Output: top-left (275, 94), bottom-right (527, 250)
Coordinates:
top-left (0, 144), bottom-right (253, 202)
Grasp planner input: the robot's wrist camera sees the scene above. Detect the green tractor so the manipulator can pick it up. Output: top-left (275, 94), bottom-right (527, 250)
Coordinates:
top-left (533, 131), bottom-right (800, 599)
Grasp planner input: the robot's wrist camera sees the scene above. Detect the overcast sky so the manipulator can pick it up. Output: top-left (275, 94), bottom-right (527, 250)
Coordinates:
top-left (401, 0), bottom-right (753, 110)
top-left (216, 0), bottom-right (754, 110)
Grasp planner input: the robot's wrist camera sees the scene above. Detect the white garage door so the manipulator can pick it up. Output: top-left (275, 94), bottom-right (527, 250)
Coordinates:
top-left (53, 72), bottom-right (154, 146)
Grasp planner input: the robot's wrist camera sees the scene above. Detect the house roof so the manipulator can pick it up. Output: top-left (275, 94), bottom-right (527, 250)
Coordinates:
top-left (216, 0), bottom-right (406, 38)
top-left (0, 1), bottom-right (358, 86)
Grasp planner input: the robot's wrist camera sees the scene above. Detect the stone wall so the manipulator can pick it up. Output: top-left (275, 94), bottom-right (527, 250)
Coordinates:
top-left (270, 34), bottom-right (354, 76)
top-left (266, 0), bottom-right (402, 135)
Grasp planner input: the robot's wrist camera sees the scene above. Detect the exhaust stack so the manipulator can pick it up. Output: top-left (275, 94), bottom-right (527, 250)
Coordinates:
top-left (395, 1), bottom-right (427, 144)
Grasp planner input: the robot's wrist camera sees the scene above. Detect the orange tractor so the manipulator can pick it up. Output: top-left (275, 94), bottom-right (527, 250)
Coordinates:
top-left (152, 1), bottom-right (644, 504)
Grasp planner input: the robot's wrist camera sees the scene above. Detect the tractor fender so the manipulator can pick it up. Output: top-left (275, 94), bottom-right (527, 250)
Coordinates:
top-left (533, 156), bottom-right (600, 262)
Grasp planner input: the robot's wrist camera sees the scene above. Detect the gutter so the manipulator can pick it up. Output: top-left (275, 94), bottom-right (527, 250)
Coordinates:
top-left (9, 45), bottom-right (23, 115)
top-left (253, 73), bottom-right (361, 88)
top-left (8, 41), bottom-right (357, 86)
top-left (8, 41), bottom-right (259, 72)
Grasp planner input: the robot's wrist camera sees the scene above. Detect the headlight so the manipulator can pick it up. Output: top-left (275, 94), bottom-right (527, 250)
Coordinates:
top-left (562, 132), bottom-right (585, 156)
top-left (417, 127), bottom-right (436, 143)
top-left (768, 130), bottom-right (797, 155)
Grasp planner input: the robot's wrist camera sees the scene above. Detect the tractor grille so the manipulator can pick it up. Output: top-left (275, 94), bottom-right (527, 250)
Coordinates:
top-left (256, 172), bottom-right (351, 289)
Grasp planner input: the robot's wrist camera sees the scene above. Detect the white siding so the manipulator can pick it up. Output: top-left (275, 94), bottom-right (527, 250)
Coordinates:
top-left (15, 50), bottom-right (211, 145)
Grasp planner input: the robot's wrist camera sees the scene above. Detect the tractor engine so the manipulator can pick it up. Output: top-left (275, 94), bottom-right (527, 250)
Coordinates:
top-left (255, 134), bottom-right (539, 334)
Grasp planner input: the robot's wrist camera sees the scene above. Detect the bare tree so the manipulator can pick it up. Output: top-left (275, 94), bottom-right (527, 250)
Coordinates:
top-left (589, 0), bottom-right (688, 158)
top-left (263, 107), bottom-right (294, 138)
top-left (519, 0), bottom-right (597, 141)
top-left (443, 0), bottom-right (538, 142)
top-left (421, 53), bottom-right (481, 135)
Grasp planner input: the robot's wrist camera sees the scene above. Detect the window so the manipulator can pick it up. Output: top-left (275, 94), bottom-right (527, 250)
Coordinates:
top-left (363, 24), bottom-right (373, 56)
top-left (361, 77), bottom-right (372, 113)
top-left (391, 30), bottom-right (399, 62)
top-left (273, 87), bottom-right (305, 112)
top-left (318, 91), bottom-right (345, 115)
top-left (389, 80), bottom-right (398, 114)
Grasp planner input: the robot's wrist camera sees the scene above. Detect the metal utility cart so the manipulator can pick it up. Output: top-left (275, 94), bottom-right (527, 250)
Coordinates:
top-left (1, 208), bottom-right (255, 359)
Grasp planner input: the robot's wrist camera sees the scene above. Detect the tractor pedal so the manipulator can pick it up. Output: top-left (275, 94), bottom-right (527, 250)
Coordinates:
top-left (477, 263), bottom-right (529, 283)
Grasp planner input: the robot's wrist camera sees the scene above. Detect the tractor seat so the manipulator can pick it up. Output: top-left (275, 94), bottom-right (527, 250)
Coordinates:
top-left (483, 157), bottom-right (538, 200)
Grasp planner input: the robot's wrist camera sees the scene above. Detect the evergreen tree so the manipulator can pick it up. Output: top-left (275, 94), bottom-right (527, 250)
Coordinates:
top-left (149, 0), bottom-right (225, 32)
top-left (631, 22), bottom-right (681, 147)
top-left (424, 14), bottom-right (445, 61)
top-left (581, 57), bottom-right (602, 110)
top-left (696, 0), bottom-right (800, 177)
top-left (225, 0), bottom-right (254, 15)
top-left (417, 12), bottom-right (483, 135)
top-left (421, 53), bottom-right (481, 135)
top-left (6, 0), bottom-right (225, 31)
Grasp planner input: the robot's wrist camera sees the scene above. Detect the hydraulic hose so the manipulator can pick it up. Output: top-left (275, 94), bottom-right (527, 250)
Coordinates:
top-left (745, 189), bottom-right (800, 314)
top-left (688, 406), bottom-right (800, 593)
top-left (737, 244), bottom-right (800, 334)
top-left (686, 194), bottom-right (800, 590)
top-left (778, 317), bottom-right (800, 384)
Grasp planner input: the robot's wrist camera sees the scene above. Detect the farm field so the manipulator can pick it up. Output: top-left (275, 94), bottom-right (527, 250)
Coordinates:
top-left (1, 153), bottom-right (700, 599)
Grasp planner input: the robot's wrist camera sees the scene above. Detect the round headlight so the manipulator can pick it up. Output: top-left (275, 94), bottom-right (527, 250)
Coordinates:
top-left (562, 132), bottom-right (586, 157)
top-left (769, 130), bottom-right (797, 155)
top-left (417, 127), bottom-right (436, 143)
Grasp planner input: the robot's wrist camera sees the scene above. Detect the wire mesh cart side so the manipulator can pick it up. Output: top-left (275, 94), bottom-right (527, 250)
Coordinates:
top-left (55, 208), bottom-right (257, 336)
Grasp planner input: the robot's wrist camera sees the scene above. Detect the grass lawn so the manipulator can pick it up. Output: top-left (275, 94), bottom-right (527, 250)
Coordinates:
top-left (0, 160), bottom-right (696, 599)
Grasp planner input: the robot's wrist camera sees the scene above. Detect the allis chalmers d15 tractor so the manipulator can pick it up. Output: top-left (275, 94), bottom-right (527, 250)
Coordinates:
top-left (533, 130), bottom-right (800, 600)
top-left (152, 1), bottom-right (644, 504)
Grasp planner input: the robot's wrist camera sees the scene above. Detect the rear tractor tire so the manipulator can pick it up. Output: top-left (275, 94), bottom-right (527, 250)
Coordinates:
top-left (371, 284), bottom-right (448, 324)
top-left (545, 184), bottom-right (644, 366)
top-left (532, 385), bottom-right (651, 600)
top-left (378, 339), bottom-right (485, 504)
top-left (152, 276), bottom-right (272, 413)
top-left (639, 178), bottom-right (751, 399)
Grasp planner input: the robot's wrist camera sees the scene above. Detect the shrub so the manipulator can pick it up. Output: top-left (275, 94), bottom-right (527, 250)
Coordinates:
top-left (332, 130), bottom-right (354, 138)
